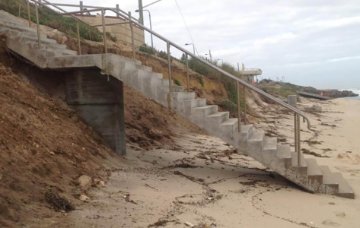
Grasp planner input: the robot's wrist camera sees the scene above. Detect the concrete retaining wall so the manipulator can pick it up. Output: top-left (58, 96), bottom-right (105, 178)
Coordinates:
top-left (66, 69), bottom-right (126, 155)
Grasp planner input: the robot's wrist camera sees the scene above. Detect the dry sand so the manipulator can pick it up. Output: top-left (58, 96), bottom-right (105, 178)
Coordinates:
top-left (43, 98), bottom-right (359, 228)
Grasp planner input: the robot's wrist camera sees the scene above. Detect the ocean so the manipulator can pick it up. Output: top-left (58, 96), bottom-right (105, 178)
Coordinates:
top-left (344, 89), bottom-right (360, 99)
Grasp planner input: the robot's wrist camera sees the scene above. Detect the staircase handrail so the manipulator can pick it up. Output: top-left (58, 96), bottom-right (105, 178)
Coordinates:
top-left (20, 0), bottom-right (310, 166)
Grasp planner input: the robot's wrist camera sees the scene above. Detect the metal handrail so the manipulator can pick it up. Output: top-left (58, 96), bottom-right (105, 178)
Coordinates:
top-left (106, 7), bottom-right (312, 129)
top-left (21, 0), bottom-right (309, 166)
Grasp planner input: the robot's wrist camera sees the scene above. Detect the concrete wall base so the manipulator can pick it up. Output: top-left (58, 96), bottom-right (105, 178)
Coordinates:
top-left (65, 69), bottom-right (126, 155)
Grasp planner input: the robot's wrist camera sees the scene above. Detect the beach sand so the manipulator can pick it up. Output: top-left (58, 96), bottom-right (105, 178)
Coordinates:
top-left (43, 98), bottom-right (360, 228)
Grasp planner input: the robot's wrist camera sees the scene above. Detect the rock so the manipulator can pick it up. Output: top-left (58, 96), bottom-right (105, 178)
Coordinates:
top-left (322, 219), bottom-right (340, 226)
top-left (78, 175), bottom-right (92, 190)
top-left (79, 194), bottom-right (90, 202)
top-left (93, 178), bottom-right (106, 187)
top-left (305, 104), bottom-right (322, 113)
top-left (335, 212), bottom-right (346, 218)
top-left (45, 189), bottom-right (74, 212)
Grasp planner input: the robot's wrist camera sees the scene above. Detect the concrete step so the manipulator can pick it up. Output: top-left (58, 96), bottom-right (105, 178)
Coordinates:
top-left (169, 85), bottom-right (184, 92)
top-left (263, 136), bottom-right (277, 152)
top-left (276, 144), bottom-right (292, 159)
top-left (261, 137), bottom-right (278, 166)
top-left (171, 92), bottom-right (196, 101)
top-left (291, 152), bottom-right (307, 168)
top-left (191, 105), bottom-right (218, 116)
top-left (248, 129), bottom-right (265, 143)
top-left (320, 166), bottom-right (339, 195)
top-left (240, 124), bottom-right (254, 141)
top-left (247, 129), bottom-right (265, 160)
top-left (0, 21), bottom-right (36, 34)
top-left (207, 112), bottom-right (229, 125)
top-left (305, 158), bottom-right (324, 192)
top-left (191, 105), bottom-right (218, 128)
top-left (218, 118), bottom-right (239, 147)
top-left (332, 173), bottom-right (355, 199)
top-left (306, 158), bottom-right (322, 177)
top-left (189, 98), bottom-right (206, 108)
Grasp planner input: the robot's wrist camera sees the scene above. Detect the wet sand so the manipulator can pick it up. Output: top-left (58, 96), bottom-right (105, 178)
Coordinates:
top-left (45, 98), bottom-right (360, 228)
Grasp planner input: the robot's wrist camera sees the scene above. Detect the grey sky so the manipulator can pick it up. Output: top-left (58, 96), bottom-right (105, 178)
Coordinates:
top-left (57, 0), bottom-right (360, 89)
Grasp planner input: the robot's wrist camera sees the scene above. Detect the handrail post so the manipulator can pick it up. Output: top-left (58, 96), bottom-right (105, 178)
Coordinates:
top-left (185, 53), bottom-right (190, 91)
top-left (128, 12), bottom-right (136, 60)
top-left (35, 0), bottom-right (41, 47)
top-left (237, 81), bottom-right (241, 132)
top-left (27, 0), bottom-right (31, 27)
top-left (294, 113), bottom-right (301, 167)
top-left (101, 9), bottom-right (107, 54)
top-left (101, 9), bottom-right (108, 75)
top-left (116, 4), bottom-right (120, 17)
top-left (80, 1), bottom-right (83, 15)
top-left (243, 85), bottom-right (247, 124)
top-left (18, 4), bottom-right (21, 17)
top-left (167, 42), bottom-right (172, 110)
top-left (241, 64), bottom-right (247, 124)
top-left (76, 21), bottom-right (81, 55)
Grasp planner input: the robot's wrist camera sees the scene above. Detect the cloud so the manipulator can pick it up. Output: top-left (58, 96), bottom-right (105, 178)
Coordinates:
top-left (54, 0), bottom-right (360, 89)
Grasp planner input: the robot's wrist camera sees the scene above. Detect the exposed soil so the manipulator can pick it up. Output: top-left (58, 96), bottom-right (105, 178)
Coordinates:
top-left (123, 85), bottom-right (202, 150)
top-left (0, 33), bottom-right (203, 226)
top-left (0, 62), bottom-right (116, 226)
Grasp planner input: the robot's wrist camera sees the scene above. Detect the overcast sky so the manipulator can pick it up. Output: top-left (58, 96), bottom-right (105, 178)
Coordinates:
top-left (56, 0), bottom-right (360, 89)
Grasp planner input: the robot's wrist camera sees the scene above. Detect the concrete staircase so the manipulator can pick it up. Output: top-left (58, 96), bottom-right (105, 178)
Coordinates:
top-left (0, 10), bottom-right (355, 198)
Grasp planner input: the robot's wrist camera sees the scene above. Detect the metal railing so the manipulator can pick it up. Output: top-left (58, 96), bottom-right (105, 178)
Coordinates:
top-left (20, 0), bottom-right (310, 166)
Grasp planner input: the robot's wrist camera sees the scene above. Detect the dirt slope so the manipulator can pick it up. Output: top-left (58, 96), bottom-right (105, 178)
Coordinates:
top-left (0, 63), bottom-right (120, 226)
top-left (0, 37), bottom-right (202, 226)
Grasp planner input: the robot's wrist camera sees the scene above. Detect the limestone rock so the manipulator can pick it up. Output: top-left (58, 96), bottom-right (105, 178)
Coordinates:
top-left (78, 175), bottom-right (92, 190)
top-left (79, 194), bottom-right (90, 202)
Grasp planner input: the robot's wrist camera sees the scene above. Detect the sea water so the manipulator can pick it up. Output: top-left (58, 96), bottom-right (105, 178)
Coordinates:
top-left (344, 89), bottom-right (360, 99)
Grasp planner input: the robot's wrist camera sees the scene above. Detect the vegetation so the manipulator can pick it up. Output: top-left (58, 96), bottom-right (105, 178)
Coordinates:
top-left (179, 53), bottom-right (245, 104)
top-left (139, 44), bottom-right (156, 55)
top-left (174, 79), bottom-right (181, 86)
top-left (0, 0), bottom-right (103, 41)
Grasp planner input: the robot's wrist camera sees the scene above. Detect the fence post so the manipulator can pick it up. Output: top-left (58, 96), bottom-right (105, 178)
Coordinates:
top-left (167, 42), bottom-right (172, 110)
top-left (128, 12), bottom-right (136, 60)
top-left (76, 21), bottom-right (81, 55)
top-left (185, 53), bottom-right (190, 91)
top-left (35, 0), bottom-right (41, 47)
top-left (27, 0), bottom-right (31, 27)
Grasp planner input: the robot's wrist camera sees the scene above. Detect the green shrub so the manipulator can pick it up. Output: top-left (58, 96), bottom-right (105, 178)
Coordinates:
top-left (139, 44), bottom-right (156, 55)
top-left (0, 0), bottom-right (103, 41)
top-left (157, 51), bottom-right (168, 60)
top-left (174, 79), bottom-right (181, 86)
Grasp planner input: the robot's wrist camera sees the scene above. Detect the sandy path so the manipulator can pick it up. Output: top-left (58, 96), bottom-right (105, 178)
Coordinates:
top-left (42, 99), bottom-right (360, 228)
